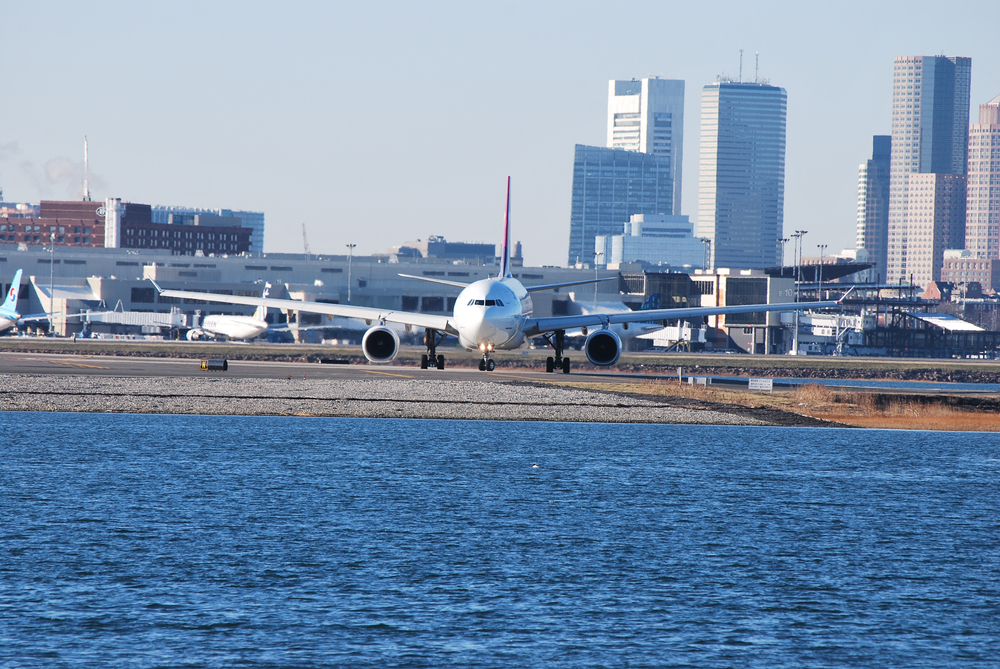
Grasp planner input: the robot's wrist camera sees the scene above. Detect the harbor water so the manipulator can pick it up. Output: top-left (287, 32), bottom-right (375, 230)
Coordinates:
top-left (2, 413), bottom-right (998, 667)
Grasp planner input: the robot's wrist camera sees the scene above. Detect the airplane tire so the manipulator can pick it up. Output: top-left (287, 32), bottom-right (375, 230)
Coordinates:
top-left (487, 359), bottom-right (496, 372)
top-left (437, 355), bottom-right (445, 370)
top-left (479, 359), bottom-right (486, 371)
top-left (562, 357), bottom-right (571, 374)
top-left (420, 354), bottom-right (428, 369)
top-left (545, 357), bottom-right (554, 373)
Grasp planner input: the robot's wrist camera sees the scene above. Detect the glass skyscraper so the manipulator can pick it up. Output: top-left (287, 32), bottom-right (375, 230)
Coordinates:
top-left (856, 135), bottom-right (892, 280)
top-left (886, 55), bottom-right (971, 286)
top-left (697, 81), bottom-right (787, 270)
top-left (607, 78), bottom-right (685, 214)
top-left (567, 144), bottom-right (673, 266)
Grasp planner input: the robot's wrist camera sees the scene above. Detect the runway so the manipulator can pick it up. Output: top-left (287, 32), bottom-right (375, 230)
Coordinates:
top-left (0, 350), bottom-right (618, 384)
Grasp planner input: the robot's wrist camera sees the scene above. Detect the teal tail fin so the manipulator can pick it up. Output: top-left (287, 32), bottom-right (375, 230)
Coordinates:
top-left (253, 282), bottom-right (271, 320)
top-left (2, 269), bottom-right (22, 313)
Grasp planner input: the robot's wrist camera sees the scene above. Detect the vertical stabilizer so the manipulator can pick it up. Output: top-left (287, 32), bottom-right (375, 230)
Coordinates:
top-left (2, 269), bottom-right (22, 314)
top-left (498, 177), bottom-right (512, 279)
top-left (253, 282), bottom-right (271, 320)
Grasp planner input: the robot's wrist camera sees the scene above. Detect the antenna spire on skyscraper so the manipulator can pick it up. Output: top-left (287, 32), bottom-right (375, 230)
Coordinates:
top-left (83, 136), bottom-right (91, 202)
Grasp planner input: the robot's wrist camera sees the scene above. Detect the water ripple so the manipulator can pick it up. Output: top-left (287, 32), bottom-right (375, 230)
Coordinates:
top-left (1, 413), bottom-right (998, 667)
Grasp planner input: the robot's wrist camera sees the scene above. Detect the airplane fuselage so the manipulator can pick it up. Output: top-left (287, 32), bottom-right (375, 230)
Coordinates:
top-left (198, 315), bottom-right (268, 340)
top-left (452, 277), bottom-right (532, 351)
top-left (0, 310), bottom-right (19, 333)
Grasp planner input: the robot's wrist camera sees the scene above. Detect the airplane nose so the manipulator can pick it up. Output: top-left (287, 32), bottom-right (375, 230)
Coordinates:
top-left (461, 310), bottom-right (500, 345)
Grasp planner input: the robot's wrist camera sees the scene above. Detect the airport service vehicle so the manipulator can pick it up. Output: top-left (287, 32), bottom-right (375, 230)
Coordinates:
top-left (187, 283), bottom-right (271, 341)
top-left (150, 179), bottom-right (840, 373)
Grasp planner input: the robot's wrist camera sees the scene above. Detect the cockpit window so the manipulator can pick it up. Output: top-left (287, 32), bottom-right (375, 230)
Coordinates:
top-left (474, 300), bottom-right (485, 306)
top-left (495, 299), bottom-right (504, 307)
top-left (485, 299), bottom-right (496, 306)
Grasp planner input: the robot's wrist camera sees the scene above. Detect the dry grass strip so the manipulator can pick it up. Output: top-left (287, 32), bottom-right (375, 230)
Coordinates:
top-left (624, 379), bottom-right (1000, 432)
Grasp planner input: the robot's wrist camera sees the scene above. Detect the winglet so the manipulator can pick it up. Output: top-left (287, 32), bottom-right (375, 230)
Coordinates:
top-left (497, 176), bottom-right (512, 279)
top-left (147, 277), bottom-right (164, 294)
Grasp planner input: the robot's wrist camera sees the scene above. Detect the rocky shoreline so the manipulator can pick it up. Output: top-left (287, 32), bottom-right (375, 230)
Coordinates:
top-left (0, 375), bottom-right (813, 426)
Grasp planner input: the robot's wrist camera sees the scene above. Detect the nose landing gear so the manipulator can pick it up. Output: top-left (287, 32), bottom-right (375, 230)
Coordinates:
top-left (477, 343), bottom-right (496, 372)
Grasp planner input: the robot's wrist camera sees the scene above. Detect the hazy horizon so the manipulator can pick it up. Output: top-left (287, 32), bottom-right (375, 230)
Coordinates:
top-left (2, 1), bottom-right (997, 267)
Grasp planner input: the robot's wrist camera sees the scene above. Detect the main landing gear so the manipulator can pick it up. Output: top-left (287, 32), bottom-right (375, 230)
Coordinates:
top-left (542, 329), bottom-right (571, 374)
top-left (420, 328), bottom-right (446, 370)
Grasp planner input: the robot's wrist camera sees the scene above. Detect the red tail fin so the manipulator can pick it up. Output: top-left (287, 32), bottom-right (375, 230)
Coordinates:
top-left (498, 177), bottom-right (511, 278)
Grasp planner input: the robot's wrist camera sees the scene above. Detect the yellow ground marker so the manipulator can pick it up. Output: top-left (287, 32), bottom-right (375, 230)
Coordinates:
top-left (362, 369), bottom-right (415, 379)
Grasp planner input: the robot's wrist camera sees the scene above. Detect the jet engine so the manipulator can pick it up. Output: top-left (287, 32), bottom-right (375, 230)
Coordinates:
top-left (584, 329), bottom-right (622, 366)
top-left (186, 328), bottom-right (207, 341)
top-left (362, 326), bottom-right (400, 363)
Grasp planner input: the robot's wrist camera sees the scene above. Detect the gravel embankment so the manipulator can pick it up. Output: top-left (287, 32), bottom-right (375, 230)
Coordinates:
top-left (0, 376), bottom-right (771, 425)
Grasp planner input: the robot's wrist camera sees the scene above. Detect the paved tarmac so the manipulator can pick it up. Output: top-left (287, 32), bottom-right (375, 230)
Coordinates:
top-left (0, 351), bottom-right (613, 384)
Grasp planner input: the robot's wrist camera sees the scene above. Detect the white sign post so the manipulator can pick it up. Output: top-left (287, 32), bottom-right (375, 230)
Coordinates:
top-left (748, 377), bottom-right (774, 392)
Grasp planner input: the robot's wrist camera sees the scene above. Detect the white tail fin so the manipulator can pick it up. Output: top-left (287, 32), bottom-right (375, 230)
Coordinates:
top-left (253, 282), bottom-right (271, 320)
top-left (497, 177), bottom-right (511, 279)
top-left (2, 269), bottom-right (22, 314)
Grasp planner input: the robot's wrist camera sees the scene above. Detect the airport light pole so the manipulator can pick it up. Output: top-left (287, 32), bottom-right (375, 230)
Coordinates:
top-left (346, 243), bottom-right (356, 304)
top-left (790, 230), bottom-right (807, 355)
top-left (48, 233), bottom-right (55, 335)
top-left (817, 244), bottom-right (828, 299)
top-left (793, 230), bottom-right (808, 292)
top-left (594, 250), bottom-right (603, 308)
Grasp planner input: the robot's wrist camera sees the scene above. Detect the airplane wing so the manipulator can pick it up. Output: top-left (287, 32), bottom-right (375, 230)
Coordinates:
top-left (524, 277), bottom-right (617, 293)
top-left (17, 312), bottom-right (55, 322)
top-left (397, 273), bottom-right (470, 288)
top-left (149, 280), bottom-right (458, 335)
top-left (522, 300), bottom-right (842, 336)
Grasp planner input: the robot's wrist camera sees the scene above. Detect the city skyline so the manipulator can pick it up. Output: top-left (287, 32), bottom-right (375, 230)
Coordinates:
top-left (2, 2), bottom-right (998, 267)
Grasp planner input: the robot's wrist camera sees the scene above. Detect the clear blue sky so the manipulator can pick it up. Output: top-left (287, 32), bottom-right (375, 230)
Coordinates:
top-left (2, 1), bottom-right (997, 267)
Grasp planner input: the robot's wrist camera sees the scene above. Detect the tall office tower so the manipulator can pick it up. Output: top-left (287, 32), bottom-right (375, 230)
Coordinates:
top-left (965, 95), bottom-right (1000, 258)
top-left (567, 144), bottom-right (672, 265)
top-left (885, 55), bottom-right (972, 286)
top-left (697, 80), bottom-right (786, 270)
top-left (607, 78), bottom-right (685, 214)
top-left (904, 174), bottom-right (967, 282)
top-left (856, 135), bottom-right (892, 279)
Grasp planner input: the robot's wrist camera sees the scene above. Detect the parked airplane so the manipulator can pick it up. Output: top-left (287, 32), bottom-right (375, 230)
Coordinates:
top-left (150, 178), bottom-right (841, 373)
top-left (187, 283), bottom-right (272, 340)
top-left (0, 269), bottom-right (55, 333)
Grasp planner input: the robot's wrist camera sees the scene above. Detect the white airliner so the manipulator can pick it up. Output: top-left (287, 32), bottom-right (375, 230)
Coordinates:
top-left (150, 178), bottom-right (840, 373)
top-left (187, 283), bottom-right (271, 341)
top-left (0, 269), bottom-right (56, 333)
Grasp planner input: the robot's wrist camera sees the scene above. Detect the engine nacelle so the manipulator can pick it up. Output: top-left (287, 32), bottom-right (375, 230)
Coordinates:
top-left (584, 329), bottom-right (622, 366)
top-left (362, 326), bottom-right (400, 363)
top-left (186, 328), bottom-right (207, 341)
